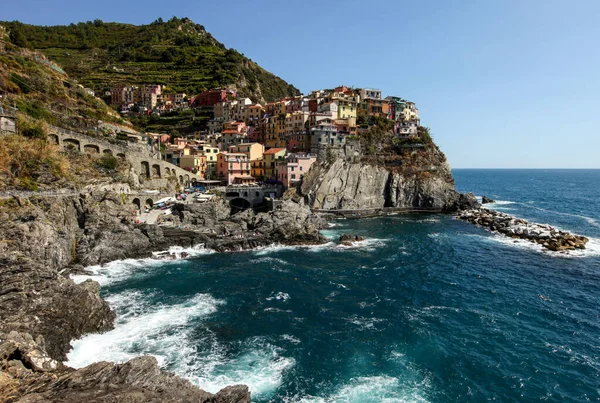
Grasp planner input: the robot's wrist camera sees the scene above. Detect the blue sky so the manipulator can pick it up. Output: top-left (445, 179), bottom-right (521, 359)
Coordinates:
top-left (3, 0), bottom-right (600, 168)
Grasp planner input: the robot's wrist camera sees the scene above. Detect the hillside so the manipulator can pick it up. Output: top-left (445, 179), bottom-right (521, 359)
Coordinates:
top-left (1, 17), bottom-right (301, 103)
top-left (0, 29), bottom-right (138, 191)
top-left (0, 27), bottom-right (127, 131)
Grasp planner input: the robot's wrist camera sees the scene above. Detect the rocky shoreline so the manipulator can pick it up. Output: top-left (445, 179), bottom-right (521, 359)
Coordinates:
top-left (0, 189), bottom-right (329, 402)
top-left (458, 208), bottom-right (589, 252)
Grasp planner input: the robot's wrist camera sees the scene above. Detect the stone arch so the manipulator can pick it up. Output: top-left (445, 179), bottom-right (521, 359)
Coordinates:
top-left (83, 144), bottom-right (100, 154)
top-left (141, 161), bottom-right (150, 178)
top-left (132, 198), bottom-right (141, 211)
top-left (63, 138), bottom-right (80, 151)
top-left (151, 164), bottom-right (161, 178)
top-left (165, 167), bottom-right (171, 176)
top-left (117, 153), bottom-right (126, 159)
top-left (230, 197), bottom-right (251, 213)
top-left (179, 175), bottom-right (183, 184)
top-left (184, 174), bottom-right (190, 182)
top-left (51, 134), bottom-right (60, 145)
top-left (145, 198), bottom-right (154, 208)
top-left (103, 149), bottom-right (113, 155)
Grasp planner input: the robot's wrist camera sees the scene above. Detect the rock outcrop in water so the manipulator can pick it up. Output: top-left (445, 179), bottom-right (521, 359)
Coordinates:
top-left (338, 234), bottom-right (366, 246)
top-left (0, 189), bottom-right (326, 401)
top-left (458, 208), bottom-right (589, 251)
top-left (300, 146), bottom-right (478, 213)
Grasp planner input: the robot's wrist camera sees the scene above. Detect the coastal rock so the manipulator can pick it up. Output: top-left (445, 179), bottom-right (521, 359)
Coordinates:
top-left (300, 152), bottom-right (475, 213)
top-left (458, 208), bottom-right (589, 252)
top-left (482, 196), bottom-right (496, 204)
top-left (1, 355), bottom-right (251, 402)
top-left (339, 234), bottom-right (366, 246)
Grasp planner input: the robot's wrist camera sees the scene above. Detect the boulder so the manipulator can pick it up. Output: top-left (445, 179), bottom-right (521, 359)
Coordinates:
top-left (482, 196), bottom-right (496, 204)
top-left (339, 234), bottom-right (366, 246)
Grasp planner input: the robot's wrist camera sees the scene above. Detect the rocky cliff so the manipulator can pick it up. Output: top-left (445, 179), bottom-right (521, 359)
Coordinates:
top-left (0, 190), bottom-right (324, 402)
top-left (301, 145), bottom-right (471, 212)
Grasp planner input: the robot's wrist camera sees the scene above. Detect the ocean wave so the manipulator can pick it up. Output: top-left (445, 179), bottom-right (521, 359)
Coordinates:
top-left (289, 375), bottom-right (431, 403)
top-left (335, 238), bottom-right (389, 251)
top-left (266, 291), bottom-right (291, 302)
top-left (66, 291), bottom-right (224, 369)
top-left (343, 315), bottom-right (386, 331)
top-left (71, 258), bottom-right (165, 286)
top-left (184, 337), bottom-right (295, 399)
top-left (67, 289), bottom-right (295, 399)
top-left (281, 334), bottom-right (301, 345)
top-left (252, 242), bottom-right (335, 255)
top-left (71, 244), bottom-right (214, 286)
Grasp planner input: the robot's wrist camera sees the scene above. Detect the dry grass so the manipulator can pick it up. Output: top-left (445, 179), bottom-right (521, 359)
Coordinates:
top-left (0, 134), bottom-right (69, 190)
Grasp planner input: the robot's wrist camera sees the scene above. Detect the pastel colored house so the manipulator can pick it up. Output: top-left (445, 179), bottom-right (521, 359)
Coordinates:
top-left (217, 152), bottom-right (253, 185)
top-left (263, 148), bottom-right (287, 180)
top-left (276, 153), bottom-right (317, 188)
top-left (229, 143), bottom-right (265, 162)
top-left (180, 154), bottom-right (207, 177)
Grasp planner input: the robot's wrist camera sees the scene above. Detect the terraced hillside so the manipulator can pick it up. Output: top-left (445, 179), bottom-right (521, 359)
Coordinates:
top-left (1, 17), bottom-right (300, 103)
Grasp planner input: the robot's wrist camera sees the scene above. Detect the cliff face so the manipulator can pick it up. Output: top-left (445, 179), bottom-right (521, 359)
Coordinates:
top-left (301, 146), bottom-right (463, 212)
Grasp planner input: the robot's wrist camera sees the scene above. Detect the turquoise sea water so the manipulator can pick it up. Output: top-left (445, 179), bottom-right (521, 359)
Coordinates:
top-left (68, 169), bottom-right (600, 402)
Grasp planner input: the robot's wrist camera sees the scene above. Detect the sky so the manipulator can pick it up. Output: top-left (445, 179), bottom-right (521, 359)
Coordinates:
top-left (3, 0), bottom-right (600, 168)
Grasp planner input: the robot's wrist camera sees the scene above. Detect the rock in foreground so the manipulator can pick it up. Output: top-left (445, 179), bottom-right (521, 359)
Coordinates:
top-left (458, 208), bottom-right (589, 251)
top-left (0, 343), bottom-right (250, 403)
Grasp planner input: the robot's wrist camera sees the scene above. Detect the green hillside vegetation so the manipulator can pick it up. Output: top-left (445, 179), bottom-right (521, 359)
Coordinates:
top-left (2, 17), bottom-right (300, 103)
top-left (0, 29), bottom-right (127, 131)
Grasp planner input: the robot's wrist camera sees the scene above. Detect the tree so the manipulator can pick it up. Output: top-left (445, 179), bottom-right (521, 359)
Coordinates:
top-left (161, 49), bottom-right (174, 62)
top-left (9, 26), bottom-right (28, 48)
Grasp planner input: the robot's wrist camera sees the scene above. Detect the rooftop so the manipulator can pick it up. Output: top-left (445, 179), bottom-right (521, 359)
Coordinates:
top-left (264, 148), bottom-right (286, 155)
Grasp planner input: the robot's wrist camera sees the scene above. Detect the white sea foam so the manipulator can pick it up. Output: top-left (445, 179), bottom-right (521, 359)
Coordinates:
top-left (252, 242), bottom-right (335, 255)
top-left (71, 244), bottom-right (214, 286)
top-left (67, 289), bottom-right (295, 399)
top-left (71, 258), bottom-right (163, 286)
top-left (266, 291), bottom-right (291, 302)
top-left (335, 238), bottom-right (389, 251)
top-left (343, 315), bottom-right (386, 331)
top-left (290, 375), bottom-right (430, 403)
top-left (184, 337), bottom-right (296, 398)
top-left (281, 334), bottom-right (301, 345)
top-left (66, 291), bottom-right (224, 368)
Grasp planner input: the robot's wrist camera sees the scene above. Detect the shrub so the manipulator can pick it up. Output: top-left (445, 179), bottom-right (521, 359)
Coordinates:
top-left (98, 154), bottom-right (118, 170)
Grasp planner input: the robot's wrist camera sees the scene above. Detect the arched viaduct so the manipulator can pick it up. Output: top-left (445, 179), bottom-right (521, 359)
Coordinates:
top-left (48, 126), bottom-right (202, 185)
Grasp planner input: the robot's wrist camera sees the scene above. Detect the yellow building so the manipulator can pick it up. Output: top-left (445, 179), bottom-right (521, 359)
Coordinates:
top-left (229, 142), bottom-right (264, 162)
top-left (179, 154), bottom-right (207, 178)
top-left (276, 114), bottom-right (288, 148)
top-left (251, 158), bottom-right (265, 179)
top-left (263, 116), bottom-right (278, 149)
top-left (324, 92), bottom-right (358, 119)
top-left (263, 147), bottom-right (287, 180)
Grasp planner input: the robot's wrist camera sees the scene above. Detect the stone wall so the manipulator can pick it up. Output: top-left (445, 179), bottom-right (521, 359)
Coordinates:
top-left (47, 125), bottom-right (203, 185)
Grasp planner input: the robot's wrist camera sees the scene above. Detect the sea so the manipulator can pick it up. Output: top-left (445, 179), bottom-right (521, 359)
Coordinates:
top-left (68, 169), bottom-right (600, 402)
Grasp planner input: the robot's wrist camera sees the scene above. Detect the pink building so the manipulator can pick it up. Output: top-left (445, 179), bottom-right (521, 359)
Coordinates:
top-left (276, 153), bottom-right (317, 188)
top-left (217, 152), bottom-right (253, 185)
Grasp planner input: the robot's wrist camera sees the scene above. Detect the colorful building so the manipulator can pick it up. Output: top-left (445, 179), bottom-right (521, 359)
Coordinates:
top-left (229, 142), bottom-right (265, 162)
top-left (180, 154), bottom-right (207, 177)
top-left (263, 147), bottom-right (287, 180)
top-left (275, 153), bottom-right (317, 188)
top-left (217, 152), bottom-right (253, 185)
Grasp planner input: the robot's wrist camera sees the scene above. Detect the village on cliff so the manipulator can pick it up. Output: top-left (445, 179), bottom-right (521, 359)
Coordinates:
top-left (107, 84), bottom-right (421, 188)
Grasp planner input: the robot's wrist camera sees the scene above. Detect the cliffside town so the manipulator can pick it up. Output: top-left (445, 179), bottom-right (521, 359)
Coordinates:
top-left (108, 84), bottom-right (423, 189)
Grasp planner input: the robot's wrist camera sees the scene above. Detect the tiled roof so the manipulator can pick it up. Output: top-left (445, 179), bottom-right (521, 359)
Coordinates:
top-left (264, 148), bottom-right (286, 155)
